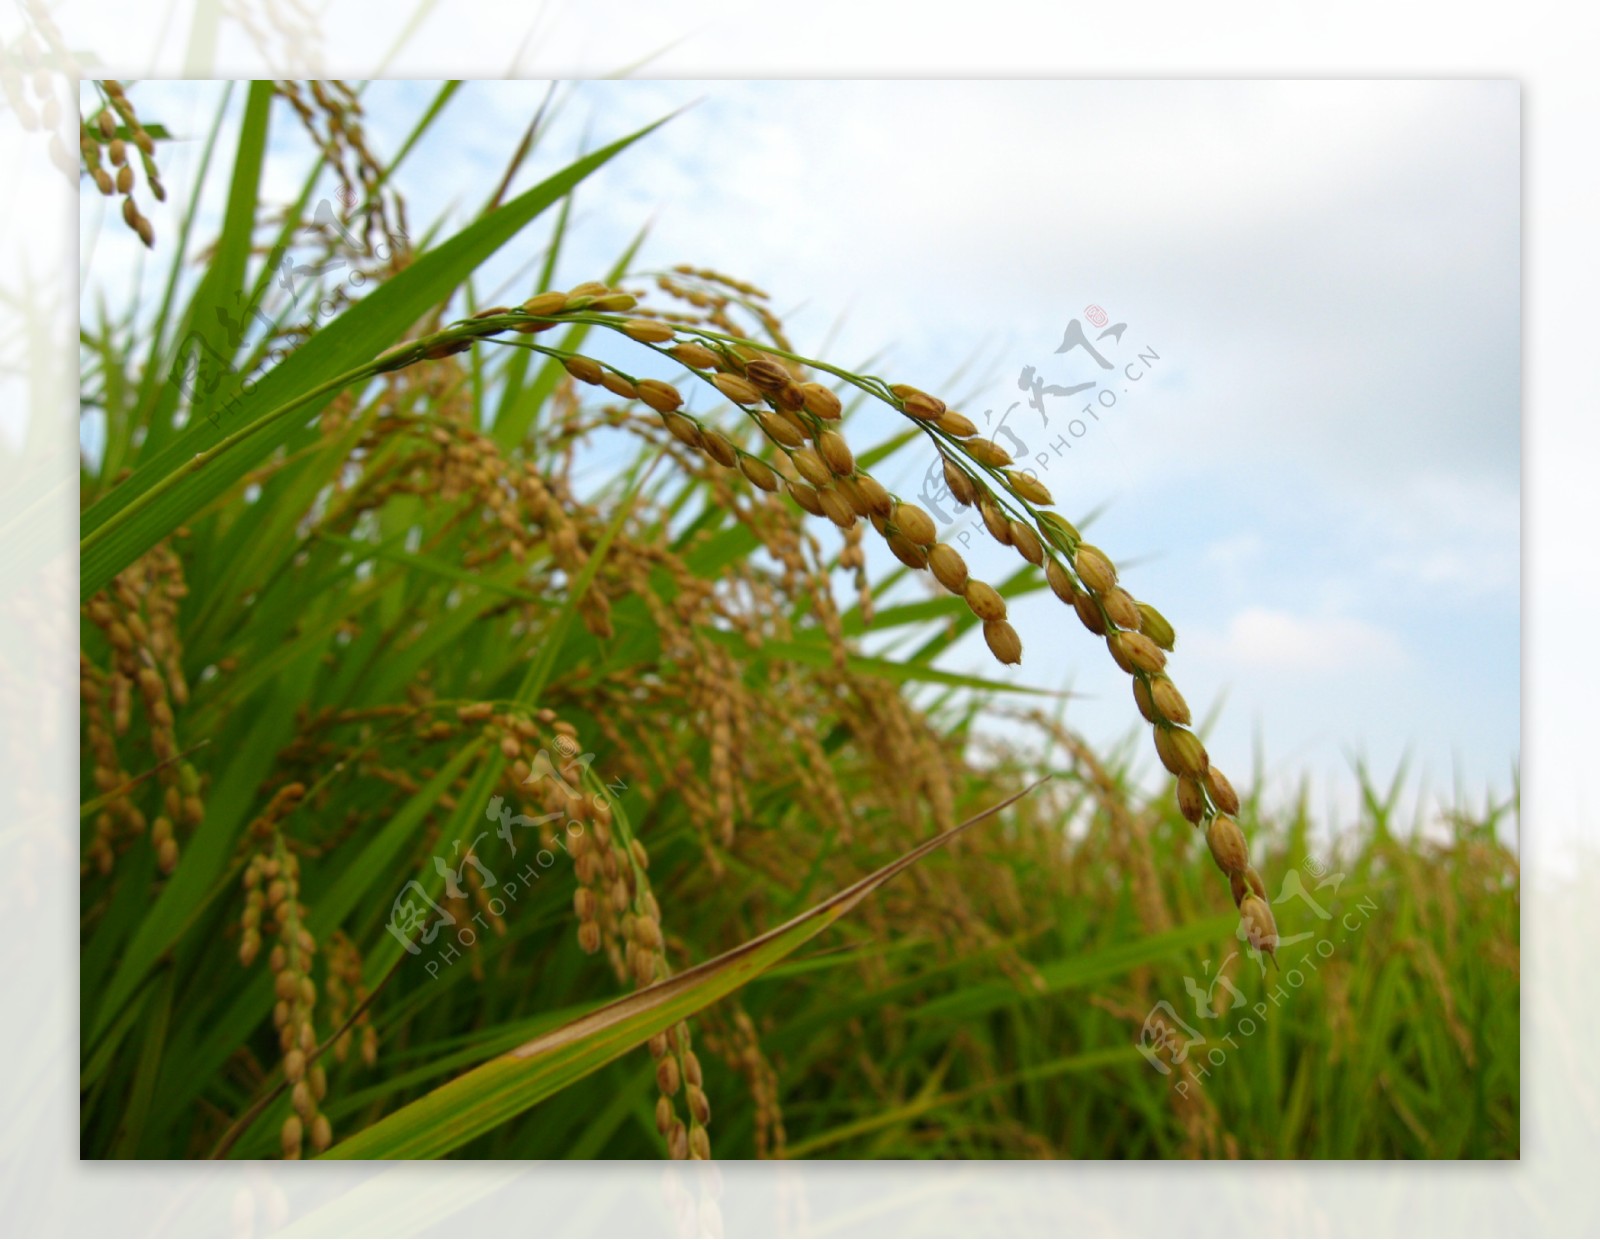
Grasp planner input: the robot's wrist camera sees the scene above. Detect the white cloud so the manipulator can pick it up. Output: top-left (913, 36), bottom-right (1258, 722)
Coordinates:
top-left (1197, 606), bottom-right (1407, 674)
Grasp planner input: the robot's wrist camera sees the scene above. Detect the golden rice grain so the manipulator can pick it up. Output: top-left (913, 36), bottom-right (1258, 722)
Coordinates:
top-left (1238, 894), bottom-right (1279, 954)
top-left (743, 357), bottom-right (792, 391)
top-left (713, 374), bottom-right (763, 406)
top-left (738, 456), bottom-right (779, 492)
top-left (757, 411), bottom-right (805, 448)
top-left (979, 500), bottom-right (1012, 547)
top-left (1100, 587), bottom-right (1143, 632)
top-left (668, 341), bottom-right (722, 370)
top-left (281, 1115), bottom-right (302, 1160)
top-left (564, 355), bottom-right (604, 385)
top-left (622, 318), bottom-right (676, 343)
top-left (817, 430), bottom-right (854, 476)
top-left (800, 382), bottom-right (842, 420)
top-left (1108, 632), bottom-right (1164, 676)
top-left (1153, 724), bottom-right (1208, 779)
top-left (927, 543), bottom-right (969, 594)
top-left (964, 580), bottom-right (1006, 622)
top-left (1137, 602), bottom-right (1177, 651)
top-left (817, 487), bottom-right (856, 528)
top-left (1073, 590), bottom-right (1107, 636)
top-left (599, 372), bottom-right (637, 400)
top-left (791, 448), bottom-right (833, 488)
top-left (965, 437), bottom-right (1013, 468)
top-left (1176, 774), bottom-right (1207, 824)
top-left (1009, 522), bottom-right (1044, 565)
top-left (774, 405), bottom-right (809, 438)
top-left (702, 431), bottom-right (739, 469)
top-left (1205, 816), bottom-right (1250, 877)
top-left (523, 291), bottom-right (569, 316)
top-left (773, 382), bottom-right (807, 412)
top-left (1204, 767), bottom-right (1241, 816)
top-left (788, 482), bottom-right (825, 517)
top-left (1150, 677), bottom-right (1190, 726)
top-left (892, 385), bottom-right (945, 420)
top-left (1118, 631), bottom-right (1167, 675)
top-left (636, 379), bottom-right (684, 414)
top-left (633, 915), bottom-right (663, 950)
top-left (1045, 558), bottom-right (1077, 604)
top-left (833, 475), bottom-right (872, 517)
top-left (663, 412), bottom-right (704, 449)
top-left (887, 533), bottom-right (929, 569)
top-left (936, 410), bottom-right (977, 437)
top-left (672, 1052), bottom-right (698, 1091)
top-left (1074, 545), bottom-right (1117, 594)
top-left (1230, 866), bottom-right (1268, 907)
top-left (854, 474), bottom-right (894, 517)
top-left (943, 459), bottom-right (977, 507)
top-left (892, 502), bottom-right (937, 546)
top-left (983, 617), bottom-right (1023, 665)
top-left (1006, 471), bottom-right (1053, 506)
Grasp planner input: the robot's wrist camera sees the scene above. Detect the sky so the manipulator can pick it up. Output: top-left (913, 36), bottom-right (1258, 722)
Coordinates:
top-left (85, 78), bottom-right (1521, 842)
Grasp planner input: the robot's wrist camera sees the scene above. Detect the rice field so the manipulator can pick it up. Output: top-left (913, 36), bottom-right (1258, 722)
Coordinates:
top-left (77, 79), bottom-right (1519, 1162)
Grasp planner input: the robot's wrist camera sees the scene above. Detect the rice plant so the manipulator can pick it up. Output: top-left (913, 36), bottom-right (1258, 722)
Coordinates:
top-left (78, 80), bottom-right (1519, 1161)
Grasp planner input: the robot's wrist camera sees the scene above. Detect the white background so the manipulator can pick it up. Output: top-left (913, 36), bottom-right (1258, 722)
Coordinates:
top-left (6, 1), bottom-right (1593, 1235)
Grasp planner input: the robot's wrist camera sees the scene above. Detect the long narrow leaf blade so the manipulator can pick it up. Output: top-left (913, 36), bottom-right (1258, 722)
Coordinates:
top-left (81, 114), bottom-right (675, 596)
top-left (323, 779), bottom-right (1046, 1158)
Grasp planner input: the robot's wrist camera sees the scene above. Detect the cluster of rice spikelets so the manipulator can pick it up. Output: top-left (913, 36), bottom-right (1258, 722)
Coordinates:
top-left (466, 701), bottom-right (714, 1158)
top-left (323, 931), bottom-right (379, 1067)
top-left (1042, 541), bottom-right (1277, 956)
top-left (85, 262), bottom-right (1281, 1158)
top-left (79, 80), bottom-right (164, 248)
top-left (245, 292), bottom-right (1025, 1153)
top-left (81, 540), bottom-right (200, 875)
top-left (389, 284), bottom-right (1032, 665)
top-left (7, 2), bottom-right (92, 178)
top-left (272, 79), bottom-right (407, 253)
top-left (225, 0), bottom-right (328, 73)
top-left (372, 274), bottom-right (1278, 953)
top-left (696, 1002), bottom-right (787, 1158)
top-left (315, 687), bottom-right (721, 1158)
top-left (233, 785), bottom-right (334, 1157)
top-left (230, 682), bottom-right (725, 1156)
